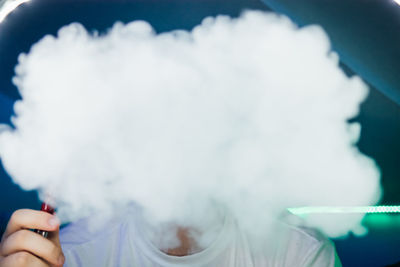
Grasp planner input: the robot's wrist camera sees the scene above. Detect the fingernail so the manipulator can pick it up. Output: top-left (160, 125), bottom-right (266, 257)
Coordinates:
top-left (48, 216), bottom-right (60, 227)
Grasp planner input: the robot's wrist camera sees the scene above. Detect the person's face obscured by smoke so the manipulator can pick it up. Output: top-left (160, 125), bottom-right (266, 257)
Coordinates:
top-left (0, 11), bottom-right (381, 249)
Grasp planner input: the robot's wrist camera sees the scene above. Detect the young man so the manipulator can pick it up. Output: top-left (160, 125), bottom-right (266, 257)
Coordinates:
top-left (0, 206), bottom-right (342, 267)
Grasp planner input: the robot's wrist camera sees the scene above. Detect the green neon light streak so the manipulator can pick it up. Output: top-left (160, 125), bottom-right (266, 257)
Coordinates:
top-left (287, 206), bottom-right (400, 215)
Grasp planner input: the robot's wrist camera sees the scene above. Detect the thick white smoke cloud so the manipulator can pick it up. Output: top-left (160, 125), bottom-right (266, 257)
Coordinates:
top-left (0, 11), bottom-right (381, 243)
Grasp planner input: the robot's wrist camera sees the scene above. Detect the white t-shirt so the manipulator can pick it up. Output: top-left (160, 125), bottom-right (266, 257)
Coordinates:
top-left (60, 208), bottom-right (342, 267)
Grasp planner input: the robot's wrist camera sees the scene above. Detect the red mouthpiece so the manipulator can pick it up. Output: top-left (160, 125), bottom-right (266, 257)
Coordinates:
top-left (40, 202), bottom-right (55, 215)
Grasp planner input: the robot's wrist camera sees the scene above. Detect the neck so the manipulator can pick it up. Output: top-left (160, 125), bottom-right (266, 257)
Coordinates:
top-left (164, 227), bottom-right (199, 256)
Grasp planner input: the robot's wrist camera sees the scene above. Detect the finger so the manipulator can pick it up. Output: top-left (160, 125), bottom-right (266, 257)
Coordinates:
top-left (48, 228), bottom-right (61, 245)
top-left (1, 229), bottom-right (64, 266)
top-left (0, 251), bottom-right (49, 267)
top-left (47, 212), bottom-right (61, 246)
top-left (2, 210), bottom-right (60, 241)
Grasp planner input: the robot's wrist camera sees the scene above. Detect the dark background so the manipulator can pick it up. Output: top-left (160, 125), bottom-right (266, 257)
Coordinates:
top-left (0, 0), bottom-right (399, 266)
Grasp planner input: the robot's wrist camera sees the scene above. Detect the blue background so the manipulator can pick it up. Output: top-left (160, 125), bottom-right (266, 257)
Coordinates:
top-left (0, 0), bottom-right (399, 266)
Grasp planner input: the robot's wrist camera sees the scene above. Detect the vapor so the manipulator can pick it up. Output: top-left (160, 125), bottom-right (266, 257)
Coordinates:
top-left (0, 11), bottom-right (381, 245)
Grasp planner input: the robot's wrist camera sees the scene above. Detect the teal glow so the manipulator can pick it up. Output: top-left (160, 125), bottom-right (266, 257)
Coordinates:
top-left (362, 213), bottom-right (400, 228)
top-left (287, 206), bottom-right (400, 215)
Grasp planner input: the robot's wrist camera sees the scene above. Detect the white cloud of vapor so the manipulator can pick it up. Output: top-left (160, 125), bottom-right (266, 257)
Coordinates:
top-left (0, 11), bottom-right (381, 245)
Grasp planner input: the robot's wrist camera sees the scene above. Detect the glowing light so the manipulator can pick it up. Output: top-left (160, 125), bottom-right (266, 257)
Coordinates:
top-left (288, 206), bottom-right (400, 215)
top-left (394, 0), bottom-right (400, 5)
top-left (0, 0), bottom-right (31, 24)
top-left (363, 213), bottom-right (400, 228)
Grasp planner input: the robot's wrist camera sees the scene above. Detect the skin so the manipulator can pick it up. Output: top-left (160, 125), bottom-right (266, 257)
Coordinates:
top-left (165, 227), bottom-right (199, 257)
top-left (0, 209), bottom-right (65, 267)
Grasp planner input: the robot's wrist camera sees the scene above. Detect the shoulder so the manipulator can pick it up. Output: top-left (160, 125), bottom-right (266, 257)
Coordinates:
top-left (59, 212), bottom-right (128, 251)
top-left (274, 214), bottom-right (342, 267)
top-left (59, 213), bottom-right (135, 267)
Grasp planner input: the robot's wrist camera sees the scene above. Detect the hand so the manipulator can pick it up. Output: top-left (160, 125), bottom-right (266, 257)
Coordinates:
top-left (0, 209), bottom-right (65, 267)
